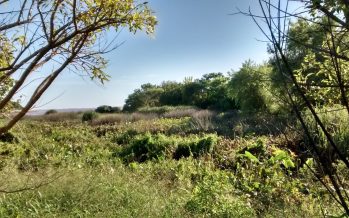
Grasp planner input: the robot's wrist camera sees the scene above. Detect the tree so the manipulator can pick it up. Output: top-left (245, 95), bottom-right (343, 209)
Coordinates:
top-left (268, 19), bottom-right (327, 109)
top-left (123, 73), bottom-right (237, 112)
top-left (181, 80), bottom-right (205, 107)
top-left (159, 81), bottom-right (183, 106)
top-left (0, 0), bottom-right (157, 134)
top-left (123, 83), bottom-right (163, 112)
top-left (0, 33), bottom-right (15, 114)
top-left (181, 73), bottom-right (235, 110)
top-left (246, 0), bottom-right (349, 214)
top-left (201, 73), bottom-right (236, 110)
top-left (228, 61), bottom-right (274, 113)
top-left (95, 105), bottom-right (113, 113)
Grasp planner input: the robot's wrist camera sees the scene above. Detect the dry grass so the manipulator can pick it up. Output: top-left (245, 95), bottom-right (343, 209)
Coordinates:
top-left (163, 108), bottom-right (198, 118)
top-left (25, 112), bottom-right (82, 122)
top-left (189, 110), bottom-right (216, 131)
top-left (91, 113), bottom-right (159, 125)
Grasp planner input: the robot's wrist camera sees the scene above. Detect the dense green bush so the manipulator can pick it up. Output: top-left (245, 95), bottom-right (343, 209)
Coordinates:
top-left (123, 73), bottom-right (237, 112)
top-left (0, 115), bottom-right (343, 217)
top-left (118, 133), bottom-right (173, 163)
top-left (95, 105), bottom-right (113, 113)
top-left (302, 105), bottom-right (349, 167)
top-left (95, 105), bottom-right (121, 113)
top-left (173, 134), bottom-right (218, 159)
top-left (117, 133), bottom-right (219, 163)
top-left (228, 61), bottom-right (276, 114)
top-left (111, 107), bottom-right (121, 113)
top-left (185, 172), bottom-right (255, 217)
top-left (113, 129), bottom-right (139, 144)
top-left (0, 132), bottom-right (17, 143)
top-left (173, 144), bottom-right (191, 159)
top-left (82, 111), bottom-right (98, 122)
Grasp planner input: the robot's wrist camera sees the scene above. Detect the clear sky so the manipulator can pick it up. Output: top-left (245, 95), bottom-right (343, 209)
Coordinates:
top-left (19, 0), bottom-right (280, 109)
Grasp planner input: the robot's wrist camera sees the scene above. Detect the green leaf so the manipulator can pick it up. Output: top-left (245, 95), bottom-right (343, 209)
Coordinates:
top-left (243, 151), bottom-right (259, 163)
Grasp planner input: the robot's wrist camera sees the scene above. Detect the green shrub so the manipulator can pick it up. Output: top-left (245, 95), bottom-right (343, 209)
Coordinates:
top-left (118, 133), bottom-right (173, 163)
top-left (82, 111), bottom-right (98, 122)
top-left (1, 117), bottom-right (344, 217)
top-left (0, 132), bottom-right (18, 143)
top-left (111, 107), bottom-right (121, 113)
top-left (173, 144), bottom-right (191, 159)
top-left (118, 133), bottom-right (219, 163)
top-left (193, 135), bottom-right (217, 156)
top-left (113, 129), bottom-right (139, 144)
top-left (185, 172), bottom-right (255, 217)
top-left (173, 134), bottom-right (218, 159)
top-left (302, 105), bottom-right (349, 164)
top-left (237, 138), bottom-right (267, 160)
top-left (95, 105), bottom-right (113, 113)
top-left (95, 105), bottom-right (121, 113)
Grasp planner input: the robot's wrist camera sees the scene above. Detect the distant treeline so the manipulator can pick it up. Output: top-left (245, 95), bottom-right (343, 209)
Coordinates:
top-left (123, 73), bottom-right (234, 112)
top-left (123, 61), bottom-right (277, 113)
top-left (123, 18), bottom-right (348, 114)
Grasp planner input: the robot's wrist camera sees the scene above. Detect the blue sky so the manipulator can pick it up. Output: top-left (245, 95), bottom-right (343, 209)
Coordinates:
top-left (20, 0), bottom-right (282, 109)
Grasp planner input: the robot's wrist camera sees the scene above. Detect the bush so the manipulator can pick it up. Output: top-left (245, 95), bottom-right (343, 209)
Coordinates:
top-left (0, 132), bottom-right (18, 143)
top-left (95, 105), bottom-right (121, 113)
top-left (193, 135), bottom-right (217, 156)
top-left (185, 172), bottom-right (255, 217)
top-left (82, 111), bottom-right (98, 122)
top-left (111, 107), bottom-right (121, 113)
top-left (113, 129), bottom-right (139, 144)
top-left (302, 105), bottom-right (349, 167)
top-left (173, 134), bottom-right (218, 159)
top-left (91, 113), bottom-right (159, 126)
top-left (118, 133), bottom-right (173, 163)
top-left (45, 109), bottom-right (58, 115)
top-left (173, 144), bottom-right (191, 159)
top-left (117, 133), bottom-right (219, 163)
top-left (95, 105), bottom-right (112, 113)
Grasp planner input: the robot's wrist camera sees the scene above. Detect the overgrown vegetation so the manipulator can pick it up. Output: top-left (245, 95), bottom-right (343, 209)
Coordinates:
top-left (1, 0), bottom-right (349, 216)
top-left (0, 109), bottom-right (346, 217)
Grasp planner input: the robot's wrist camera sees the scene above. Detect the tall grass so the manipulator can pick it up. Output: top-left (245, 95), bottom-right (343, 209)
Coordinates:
top-left (0, 165), bottom-right (190, 217)
top-left (189, 110), bottom-right (216, 132)
top-left (25, 112), bottom-right (81, 122)
top-left (303, 105), bottom-right (349, 160)
top-left (91, 113), bottom-right (159, 125)
top-left (163, 108), bottom-right (198, 118)
top-left (138, 106), bottom-right (198, 115)
top-left (0, 114), bottom-right (344, 217)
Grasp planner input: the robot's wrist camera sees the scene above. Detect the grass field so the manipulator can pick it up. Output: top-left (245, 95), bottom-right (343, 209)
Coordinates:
top-left (0, 109), bottom-right (346, 217)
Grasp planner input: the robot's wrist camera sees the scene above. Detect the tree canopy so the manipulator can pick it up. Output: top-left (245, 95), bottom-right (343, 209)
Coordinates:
top-left (0, 0), bottom-right (157, 133)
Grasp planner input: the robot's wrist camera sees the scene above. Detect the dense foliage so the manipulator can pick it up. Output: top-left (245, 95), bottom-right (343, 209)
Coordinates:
top-left (123, 69), bottom-right (273, 113)
top-left (0, 0), bottom-right (157, 134)
top-left (0, 110), bottom-right (346, 217)
top-left (95, 105), bottom-right (121, 113)
top-left (1, 0), bottom-right (349, 216)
